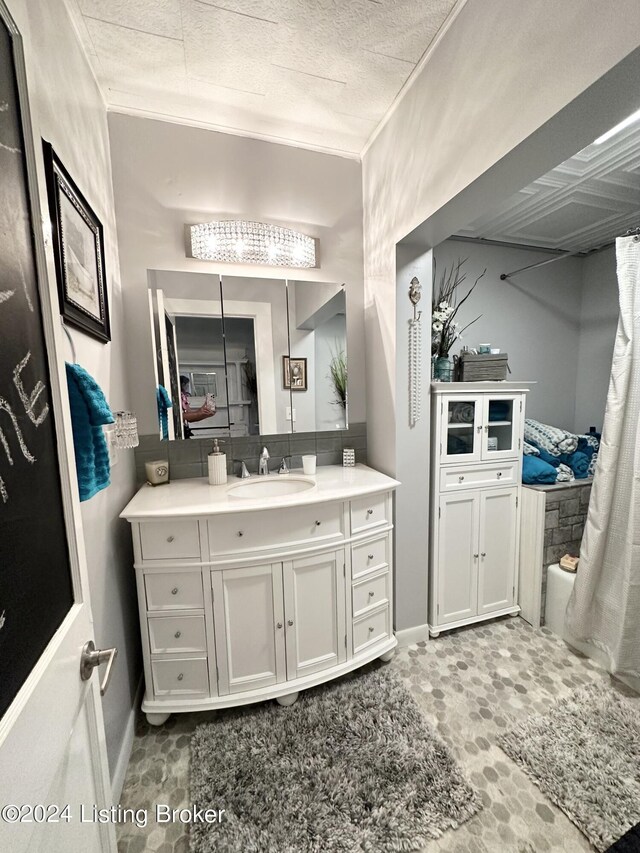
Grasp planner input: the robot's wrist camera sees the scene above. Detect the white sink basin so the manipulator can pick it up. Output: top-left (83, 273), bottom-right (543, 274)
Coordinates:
top-left (227, 476), bottom-right (316, 500)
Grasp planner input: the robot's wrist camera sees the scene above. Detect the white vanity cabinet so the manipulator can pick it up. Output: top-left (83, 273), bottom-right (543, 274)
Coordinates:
top-left (429, 383), bottom-right (529, 636)
top-left (121, 466), bottom-right (398, 724)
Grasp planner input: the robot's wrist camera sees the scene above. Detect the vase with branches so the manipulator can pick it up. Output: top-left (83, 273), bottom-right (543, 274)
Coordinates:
top-left (432, 258), bottom-right (485, 379)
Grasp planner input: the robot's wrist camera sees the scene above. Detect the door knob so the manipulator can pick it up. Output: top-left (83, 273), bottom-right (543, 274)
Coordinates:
top-left (474, 553), bottom-right (479, 559)
top-left (287, 619), bottom-right (294, 626)
top-left (80, 640), bottom-right (118, 696)
top-left (171, 587), bottom-right (179, 595)
top-left (167, 535), bottom-right (175, 543)
top-left (315, 520), bottom-right (321, 526)
top-left (481, 552), bottom-right (486, 557)
top-left (367, 508), bottom-right (374, 515)
top-left (174, 631), bottom-right (181, 638)
top-left (276, 622), bottom-right (283, 629)
top-left (368, 553), bottom-right (374, 560)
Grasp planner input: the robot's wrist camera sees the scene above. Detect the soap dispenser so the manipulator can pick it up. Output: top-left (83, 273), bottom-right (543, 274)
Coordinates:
top-left (208, 439), bottom-right (227, 486)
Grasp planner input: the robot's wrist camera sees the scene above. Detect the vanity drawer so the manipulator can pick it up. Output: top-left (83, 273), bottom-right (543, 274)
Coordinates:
top-left (353, 605), bottom-right (390, 654)
top-left (352, 569), bottom-right (389, 618)
top-left (151, 657), bottom-right (209, 697)
top-left (208, 502), bottom-right (343, 557)
top-left (350, 493), bottom-right (389, 536)
top-left (139, 520), bottom-right (200, 561)
top-left (439, 462), bottom-right (517, 493)
top-left (144, 571), bottom-right (204, 611)
top-left (148, 615), bottom-right (207, 654)
top-left (351, 534), bottom-right (389, 579)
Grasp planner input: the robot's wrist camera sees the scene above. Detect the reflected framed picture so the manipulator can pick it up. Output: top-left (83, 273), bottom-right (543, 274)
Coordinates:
top-left (42, 141), bottom-right (110, 342)
top-left (283, 356), bottom-right (307, 391)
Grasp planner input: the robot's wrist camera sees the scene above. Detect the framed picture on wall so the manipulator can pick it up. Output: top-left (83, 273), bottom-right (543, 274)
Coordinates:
top-left (42, 140), bottom-right (110, 342)
top-left (283, 356), bottom-right (307, 391)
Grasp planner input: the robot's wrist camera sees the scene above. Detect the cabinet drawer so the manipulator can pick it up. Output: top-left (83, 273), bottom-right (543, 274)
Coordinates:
top-left (148, 615), bottom-right (207, 654)
top-left (351, 534), bottom-right (389, 579)
top-left (350, 494), bottom-right (389, 536)
top-left (352, 570), bottom-right (389, 618)
top-left (151, 657), bottom-right (209, 696)
top-left (439, 462), bottom-right (517, 493)
top-left (144, 571), bottom-right (204, 611)
top-left (208, 502), bottom-right (343, 557)
top-left (139, 520), bottom-right (200, 561)
top-left (353, 605), bottom-right (390, 654)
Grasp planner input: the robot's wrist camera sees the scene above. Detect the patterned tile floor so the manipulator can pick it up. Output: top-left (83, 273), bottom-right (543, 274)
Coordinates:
top-left (117, 617), bottom-right (638, 853)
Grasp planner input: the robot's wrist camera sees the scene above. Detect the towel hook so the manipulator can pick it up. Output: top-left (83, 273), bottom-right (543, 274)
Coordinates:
top-left (62, 324), bottom-right (77, 363)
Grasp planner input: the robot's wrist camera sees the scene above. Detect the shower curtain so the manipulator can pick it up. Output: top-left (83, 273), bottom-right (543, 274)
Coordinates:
top-left (566, 235), bottom-right (640, 677)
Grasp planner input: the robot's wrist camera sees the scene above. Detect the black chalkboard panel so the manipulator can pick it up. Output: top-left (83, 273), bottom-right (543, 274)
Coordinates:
top-left (0, 13), bottom-right (74, 719)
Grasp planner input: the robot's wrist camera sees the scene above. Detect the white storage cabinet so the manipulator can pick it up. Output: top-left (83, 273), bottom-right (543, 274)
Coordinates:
top-left (429, 382), bottom-right (529, 636)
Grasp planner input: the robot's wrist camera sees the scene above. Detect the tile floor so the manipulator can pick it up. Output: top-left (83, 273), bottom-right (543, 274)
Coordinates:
top-left (117, 617), bottom-right (637, 853)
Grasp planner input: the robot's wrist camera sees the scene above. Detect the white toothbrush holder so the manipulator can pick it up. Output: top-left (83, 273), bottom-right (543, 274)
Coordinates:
top-left (302, 455), bottom-right (317, 475)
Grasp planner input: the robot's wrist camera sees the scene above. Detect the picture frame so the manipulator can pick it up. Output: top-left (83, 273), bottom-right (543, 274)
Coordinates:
top-left (283, 356), bottom-right (307, 391)
top-left (42, 140), bottom-right (110, 342)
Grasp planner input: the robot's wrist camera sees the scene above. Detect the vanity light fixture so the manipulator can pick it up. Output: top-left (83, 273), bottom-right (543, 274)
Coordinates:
top-left (189, 220), bottom-right (316, 268)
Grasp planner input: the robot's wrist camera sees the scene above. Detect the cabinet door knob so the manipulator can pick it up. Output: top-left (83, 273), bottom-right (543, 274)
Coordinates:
top-left (315, 520), bottom-right (321, 526)
top-left (481, 552), bottom-right (486, 557)
top-left (368, 553), bottom-right (374, 560)
top-left (177, 673), bottom-right (184, 681)
top-left (287, 619), bottom-right (294, 626)
top-left (484, 425), bottom-right (489, 433)
top-left (367, 508), bottom-right (374, 515)
top-left (171, 587), bottom-right (179, 595)
top-left (237, 530), bottom-right (244, 537)
top-left (476, 425), bottom-right (482, 433)
top-left (458, 475), bottom-right (465, 482)
top-left (368, 625), bottom-right (375, 632)
top-left (276, 622), bottom-right (283, 629)
top-left (474, 553), bottom-right (479, 559)
top-left (174, 631), bottom-right (181, 638)
top-left (368, 590), bottom-right (375, 598)
top-left (497, 472), bottom-right (502, 478)
top-left (167, 535), bottom-right (175, 543)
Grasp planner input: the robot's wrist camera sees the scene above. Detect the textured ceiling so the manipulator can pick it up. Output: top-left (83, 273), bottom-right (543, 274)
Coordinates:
top-left (66, 0), bottom-right (461, 155)
top-left (458, 121), bottom-right (640, 253)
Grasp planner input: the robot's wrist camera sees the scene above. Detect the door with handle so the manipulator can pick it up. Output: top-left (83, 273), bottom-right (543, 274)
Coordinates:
top-left (212, 563), bottom-right (286, 695)
top-left (477, 487), bottom-right (518, 614)
top-left (0, 8), bottom-right (116, 852)
top-left (283, 550), bottom-right (346, 680)
top-left (436, 493), bottom-right (480, 624)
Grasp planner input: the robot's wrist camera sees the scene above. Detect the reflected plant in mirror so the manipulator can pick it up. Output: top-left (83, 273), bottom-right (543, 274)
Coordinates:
top-left (146, 271), bottom-right (348, 438)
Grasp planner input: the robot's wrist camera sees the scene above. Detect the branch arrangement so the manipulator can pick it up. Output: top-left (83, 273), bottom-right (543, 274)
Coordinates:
top-left (432, 258), bottom-right (486, 358)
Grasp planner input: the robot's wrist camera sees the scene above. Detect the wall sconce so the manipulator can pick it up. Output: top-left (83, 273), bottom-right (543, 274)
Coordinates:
top-left (188, 220), bottom-right (316, 268)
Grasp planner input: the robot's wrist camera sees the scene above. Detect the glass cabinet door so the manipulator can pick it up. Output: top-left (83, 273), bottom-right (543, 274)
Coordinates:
top-left (440, 397), bottom-right (482, 462)
top-left (482, 396), bottom-right (520, 460)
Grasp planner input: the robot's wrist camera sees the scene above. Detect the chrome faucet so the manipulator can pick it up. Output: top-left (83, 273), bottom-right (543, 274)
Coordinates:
top-left (258, 446), bottom-right (270, 475)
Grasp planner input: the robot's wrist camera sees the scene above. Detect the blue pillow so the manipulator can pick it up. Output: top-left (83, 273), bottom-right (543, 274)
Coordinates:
top-left (522, 454), bottom-right (558, 484)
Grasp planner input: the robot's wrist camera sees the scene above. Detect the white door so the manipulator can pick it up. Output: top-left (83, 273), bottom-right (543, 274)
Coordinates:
top-left (481, 394), bottom-right (522, 461)
top-left (439, 395), bottom-right (483, 464)
top-left (283, 550), bottom-right (346, 680)
top-left (0, 7), bottom-right (114, 851)
top-left (436, 493), bottom-right (479, 625)
top-left (212, 563), bottom-right (286, 694)
top-left (478, 488), bottom-right (518, 614)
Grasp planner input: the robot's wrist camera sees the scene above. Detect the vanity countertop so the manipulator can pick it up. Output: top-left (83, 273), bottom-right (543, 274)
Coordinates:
top-left (120, 464), bottom-right (400, 520)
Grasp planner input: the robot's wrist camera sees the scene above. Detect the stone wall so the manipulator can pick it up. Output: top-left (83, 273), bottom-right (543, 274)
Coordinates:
top-left (540, 483), bottom-right (592, 622)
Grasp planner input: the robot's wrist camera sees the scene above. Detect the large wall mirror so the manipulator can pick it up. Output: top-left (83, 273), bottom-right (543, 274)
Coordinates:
top-left (148, 270), bottom-right (347, 439)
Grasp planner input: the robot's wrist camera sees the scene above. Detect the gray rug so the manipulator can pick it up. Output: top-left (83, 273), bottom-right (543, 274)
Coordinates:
top-left (498, 683), bottom-right (640, 852)
top-left (189, 668), bottom-right (481, 852)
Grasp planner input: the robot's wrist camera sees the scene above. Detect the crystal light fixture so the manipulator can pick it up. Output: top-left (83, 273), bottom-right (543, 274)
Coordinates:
top-left (189, 220), bottom-right (316, 268)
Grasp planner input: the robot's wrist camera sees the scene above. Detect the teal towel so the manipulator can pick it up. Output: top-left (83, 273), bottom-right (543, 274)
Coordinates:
top-left (157, 385), bottom-right (173, 440)
top-left (65, 363), bottom-right (114, 501)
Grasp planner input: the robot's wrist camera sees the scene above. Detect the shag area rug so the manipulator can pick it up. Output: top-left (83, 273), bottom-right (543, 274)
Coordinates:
top-left (498, 684), bottom-right (640, 852)
top-left (189, 668), bottom-right (481, 852)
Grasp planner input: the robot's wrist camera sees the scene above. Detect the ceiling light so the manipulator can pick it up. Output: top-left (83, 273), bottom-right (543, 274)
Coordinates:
top-left (593, 107), bottom-right (640, 145)
top-left (189, 220), bottom-right (316, 268)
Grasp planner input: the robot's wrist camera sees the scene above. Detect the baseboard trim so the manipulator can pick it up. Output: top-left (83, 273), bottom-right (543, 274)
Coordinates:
top-left (111, 675), bottom-right (144, 805)
top-left (394, 624), bottom-right (431, 646)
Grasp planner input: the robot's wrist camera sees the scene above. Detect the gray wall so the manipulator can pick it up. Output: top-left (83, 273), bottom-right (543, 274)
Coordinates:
top-left (574, 247), bottom-right (618, 433)
top-left (108, 113), bottom-right (366, 440)
top-left (434, 240), bottom-right (584, 431)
